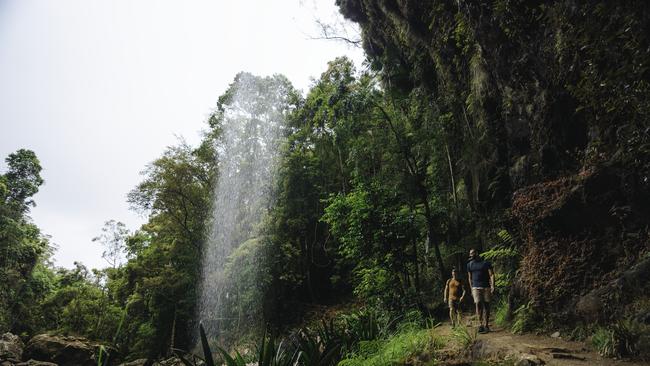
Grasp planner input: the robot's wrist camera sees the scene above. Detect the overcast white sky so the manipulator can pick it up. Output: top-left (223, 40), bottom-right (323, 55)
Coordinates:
top-left (0, 0), bottom-right (364, 270)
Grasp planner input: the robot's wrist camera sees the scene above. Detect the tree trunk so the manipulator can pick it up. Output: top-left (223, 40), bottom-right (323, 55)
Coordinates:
top-left (422, 196), bottom-right (446, 286)
top-left (169, 306), bottom-right (177, 356)
top-left (412, 238), bottom-right (420, 292)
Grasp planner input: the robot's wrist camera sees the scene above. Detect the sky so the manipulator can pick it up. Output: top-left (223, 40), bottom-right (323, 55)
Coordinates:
top-left (0, 0), bottom-right (364, 270)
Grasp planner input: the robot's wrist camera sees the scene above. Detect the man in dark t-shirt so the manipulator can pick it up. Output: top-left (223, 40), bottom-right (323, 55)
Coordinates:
top-left (467, 249), bottom-right (495, 333)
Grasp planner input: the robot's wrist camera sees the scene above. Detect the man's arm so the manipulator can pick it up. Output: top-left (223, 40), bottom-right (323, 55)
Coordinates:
top-left (460, 280), bottom-right (466, 301)
top-left (443, 279), bottom-right (450, 302)
top-left (488, 268), bottom-right (495, 293)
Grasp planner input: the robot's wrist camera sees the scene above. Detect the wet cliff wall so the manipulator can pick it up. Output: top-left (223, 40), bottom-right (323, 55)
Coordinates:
top-left (336, 0), bottom-right (650, 323)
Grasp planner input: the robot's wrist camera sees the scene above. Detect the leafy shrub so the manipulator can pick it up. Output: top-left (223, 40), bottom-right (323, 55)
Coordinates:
top-left (493, 298), bottom-right (510, 328)
top-left (187, 310), bottom-right (438, 366)
top-left (352, 267), bottom-right (391, 301)
top-left (591, 327), bottom-right (616, 358)
top-left (339, 307), bottom-right (389, 344)
top-left (483, 230), bottom-right (520, 294)
top-left (294, 329), bottom-right (344, 366)
top-left (591, 320), bottom-right (650, 358)
top-left (568, 323), bottom-right (592, 342)
top-left (511, 302), bottom-right (537, 334)
top-left (338, 328), bottom-right (439, 366)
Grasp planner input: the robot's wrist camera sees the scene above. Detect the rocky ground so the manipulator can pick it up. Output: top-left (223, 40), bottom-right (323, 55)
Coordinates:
top-left (0, 333), bottom-right (186, 366)
top-left (434, 322), bottom-right (647, 366)
top-left (2, 320), bottom-right (647, 366)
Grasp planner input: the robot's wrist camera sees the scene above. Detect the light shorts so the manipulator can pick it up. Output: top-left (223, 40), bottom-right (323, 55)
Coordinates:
top-left (471, 287), bottom-right (491, 303)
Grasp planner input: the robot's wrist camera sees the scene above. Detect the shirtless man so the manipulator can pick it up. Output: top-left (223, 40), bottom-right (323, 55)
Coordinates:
top-left (443, 268), bottom-right (466, 327)
top-left (467, 249), bottom-right (495, 333)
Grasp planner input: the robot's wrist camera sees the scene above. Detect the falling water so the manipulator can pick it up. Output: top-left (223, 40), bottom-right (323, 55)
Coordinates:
top-left (198, 73), bottom-right (290, 339)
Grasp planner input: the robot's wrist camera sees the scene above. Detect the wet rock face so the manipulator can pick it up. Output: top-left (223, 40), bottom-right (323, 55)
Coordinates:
top-left (512, 166), bottom-right (650, 323)
top-left (23, 334), bottom-right (96, 366)
top-left (0, 333), bottom-right (24, 362)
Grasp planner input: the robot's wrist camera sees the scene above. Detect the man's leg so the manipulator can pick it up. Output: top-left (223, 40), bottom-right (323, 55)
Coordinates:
top-left (483, 289), bottom-right (492, 330)
top-left (472, 288), bottom-right (481, 328)
top-left (449, 301), bottom-right (456, 326)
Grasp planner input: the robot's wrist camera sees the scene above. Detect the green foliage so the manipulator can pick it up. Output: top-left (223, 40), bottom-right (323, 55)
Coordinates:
top-left (39, 263), bottom-right (124, 340)
top-left (511, 302), bottom-right (538, 334)
top-left (338, 308), bottom-right (388, 344)
top-left (294, 326), bottom-right (344, 366)
top-left (188, 309), bottom-right (426, 366)
top-left (0, 149), bottom-right (50, 334)
top-left (451, 324), bottom-right (477, 348)
top-left (218, 237), bottom-right (269, 336)
top-left (338, 327), bottom-right (439, 366)
top-left (256, 332), bottom-right (298, 366)
top-left (199, 324), bottom-right (216, 366)
top-left (92, 220), bottom-right (129, 268)
top-left (2, 149), bottom-right (44, 213)
top-left (591, 320), bottom-right (650, 358)
top-left (336, 0), bottom-right (650, 333)
top-left (116, 139), bottom-right (216, 357)
top-left (493, 299), bottom-right (509, 328)
top-left (482, 230), bottom-right (519, 294)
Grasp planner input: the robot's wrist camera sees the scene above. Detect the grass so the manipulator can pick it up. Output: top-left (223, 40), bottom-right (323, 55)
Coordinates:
top-left (451, 324), bottom-right (478, 348)
top-left (591, 319), bottom-right (650, 359)
top-left (338, 327), bottom-right (441, 366)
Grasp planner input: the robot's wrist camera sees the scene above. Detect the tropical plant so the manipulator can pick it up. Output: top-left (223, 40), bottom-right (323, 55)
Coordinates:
top-left (591, 320), bottom-right (650, 358)
top-left (511, 302), bottom-right (538, 334)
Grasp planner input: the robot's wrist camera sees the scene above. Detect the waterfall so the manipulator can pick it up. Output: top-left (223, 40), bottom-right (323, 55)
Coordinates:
top-left (197, 73), bottom-right (291, 339)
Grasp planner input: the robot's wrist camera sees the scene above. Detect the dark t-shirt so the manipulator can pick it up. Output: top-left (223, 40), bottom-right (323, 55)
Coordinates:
top-left (467, 259), bottom-right (492, 288)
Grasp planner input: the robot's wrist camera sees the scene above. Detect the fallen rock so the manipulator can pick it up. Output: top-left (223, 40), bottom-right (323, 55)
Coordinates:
top-left (153, 358), bottom-right (184, 366)
top-left (118, 359), bottom-right (148, 366)
top-left (0, 333), bottom-right (24, 362)
top-left (515, 353), bottom-right (544, 366)
top-left (24, 334), bottom-right (97, 366)
top-left (550, 331), bottom-right (560, 338)
top-left (15, 360), bottom-right (58, 366)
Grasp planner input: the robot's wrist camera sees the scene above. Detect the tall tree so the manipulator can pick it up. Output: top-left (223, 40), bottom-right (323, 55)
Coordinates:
top-left (93, 220), bottom-right (129, 269)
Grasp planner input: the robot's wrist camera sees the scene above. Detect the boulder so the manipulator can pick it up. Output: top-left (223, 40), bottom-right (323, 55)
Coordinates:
top-left (23, 334), bottom-right (97, 366)
top-left (0, 333), bottom-right (24, 362)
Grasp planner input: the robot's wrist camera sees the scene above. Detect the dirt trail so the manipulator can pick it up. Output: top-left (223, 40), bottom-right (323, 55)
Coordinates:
top-left (432, 320), bottom-right (646, 366)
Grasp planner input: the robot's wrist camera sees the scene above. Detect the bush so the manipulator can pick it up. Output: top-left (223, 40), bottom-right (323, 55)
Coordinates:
top-left (591, 320), bottom-right (650, 359)
top-left (511, 302), bottom-right (538, 334)
top-left (339, 307), bottom-right (389, 344)
top-left (493, 299), bottom-right (509, 328)
top-left (338, 328), bottom-right (440, 366)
